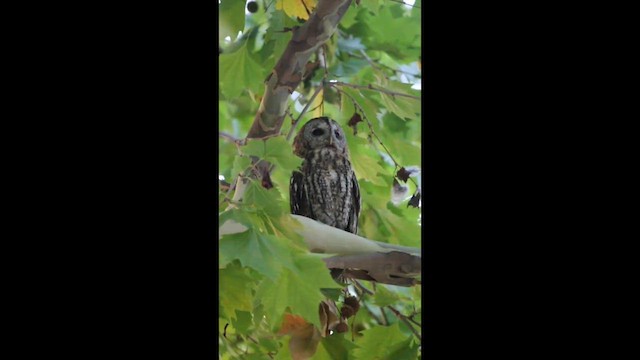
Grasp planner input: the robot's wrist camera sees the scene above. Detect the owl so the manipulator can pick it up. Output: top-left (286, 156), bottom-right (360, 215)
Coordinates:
top-left (290, 117), bottom-right (360, 234)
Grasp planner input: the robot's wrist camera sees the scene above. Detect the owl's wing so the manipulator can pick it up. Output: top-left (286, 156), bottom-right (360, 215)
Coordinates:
top-left (290, 170), bottom-right (311, 217)
top-left (347, 175), bottom-right (361, 234)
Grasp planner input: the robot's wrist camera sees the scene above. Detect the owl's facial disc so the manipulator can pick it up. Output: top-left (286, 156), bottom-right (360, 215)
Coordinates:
top-left (293, 117), bottom-right (349, 158)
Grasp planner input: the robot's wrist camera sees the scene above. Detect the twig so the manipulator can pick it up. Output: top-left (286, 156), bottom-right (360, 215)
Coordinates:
top-left (407, 314), bottom-right (421, 327)
top-left (355, 50), bottom-right (421, 77)
top-left (219, 131), bottom-right (245, 145)
top-left (330, 81), bottom-right (421, 100)
top-left (264, 0), bottom-right (275, 12)
top-left (353, 279), bottom-right (374, 296)
top-left (246, 335), bottom-right (260, 345)
top-left (285, 84), bottom-right (325, 141)
top-left (380, 307), bottom-right (389, 326)
top-left (332, 86), bottom-right (419, 188)
top-left (362, 303), bottom-right (386, 326)
top-left (320, 45), bottom-right (329, 78)
top-left (387, 305), bottom-right (421, 341)
top-left (357, 49), bottom-right (383, 72)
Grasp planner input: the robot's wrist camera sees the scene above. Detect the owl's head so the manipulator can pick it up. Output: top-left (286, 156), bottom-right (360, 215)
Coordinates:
top-left (293, 117), bottom-right (349, 158)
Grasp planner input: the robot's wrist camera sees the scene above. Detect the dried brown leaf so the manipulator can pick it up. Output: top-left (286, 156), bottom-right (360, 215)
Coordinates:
top-left (347, 112), bottom-right (362, 135)
top-left (408, 190), bottom-right (421, 208)
top-left (396, 167), bottom-right (411, 182)
top-left (279, 313), bottom-right (321, 360)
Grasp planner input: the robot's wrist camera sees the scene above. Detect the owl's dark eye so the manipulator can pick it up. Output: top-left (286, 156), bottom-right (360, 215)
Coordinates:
top-left (334, 130), bottom-right (341, 139)
top-left (312, 128), bottom-right (325, 136)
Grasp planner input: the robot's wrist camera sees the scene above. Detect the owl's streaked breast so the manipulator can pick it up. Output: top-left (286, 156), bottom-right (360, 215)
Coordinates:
top-left (301, 148), bottom-right (356, 232)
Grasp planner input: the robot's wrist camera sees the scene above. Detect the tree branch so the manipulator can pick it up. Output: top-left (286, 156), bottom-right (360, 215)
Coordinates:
top-left (285, 84), bottom-right (325, 141)
top-left (220, 214), bottom-right (421, 287)
top-left (329, 81), bottom-right (421, 100)
top-left (387, 305), bottom-right (421, 341)
top-left (334, 86), bottom-right (419, 189)
top-left (246, 0), bottom-right (353, 140)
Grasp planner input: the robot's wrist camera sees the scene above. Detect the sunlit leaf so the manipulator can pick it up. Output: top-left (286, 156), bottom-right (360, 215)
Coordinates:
top-left (353, 323), bottom-right (409, 360)
top-left (219, 42), bottom-right (264, 98)
top-left (276, 0), bottom-right (317, 20)
top-left (243, 136), bottom-right (303, 175)
top-left (255, 253), bottom-right (342, 330)
top-left (315, 333), bottom-right (359, 360)
top-left (219, 228), bottom-right (294, 281)
top-left (219, 0), bottom-right (246, 42)
top-left (219, 262), bottom-right (255, 321)
top-left (360, 0), bottom-right (382, 16)
top-left (373, 284), bottom-right (401, 307)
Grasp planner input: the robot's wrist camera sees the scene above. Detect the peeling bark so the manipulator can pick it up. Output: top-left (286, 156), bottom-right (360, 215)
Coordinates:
top-left (246, 0), bottom-right (353, 140)
top-left (220, 214), bottom-right (422, 287)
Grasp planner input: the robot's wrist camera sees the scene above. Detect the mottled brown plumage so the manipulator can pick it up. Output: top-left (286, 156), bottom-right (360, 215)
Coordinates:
top-left (290, 117), bottom-right (360, 234)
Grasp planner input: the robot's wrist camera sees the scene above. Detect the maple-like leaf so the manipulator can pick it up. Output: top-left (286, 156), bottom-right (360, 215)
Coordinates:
top-left (276, 0), bottom-right (317, 21)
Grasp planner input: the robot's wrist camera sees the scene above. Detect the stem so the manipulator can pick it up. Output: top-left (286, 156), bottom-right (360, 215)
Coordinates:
top-left (330, 81), bottom-right (421, 100)
top-left (363, 303), bottom-right (386, 326)
top-left (380, 307), bottom-right (389, 326)
top-left (353, 279), bottom-right (374, 296)
top-left (285, 84), bottom-right (325, 141)
top-left (219, 131), bottom-right (245, 146)
top-left (387, 305), bottom-right (421, 341)
top-left (332, 86), bottom-right (419, 188)
top-left (355, 50), bottom-right (421, 77)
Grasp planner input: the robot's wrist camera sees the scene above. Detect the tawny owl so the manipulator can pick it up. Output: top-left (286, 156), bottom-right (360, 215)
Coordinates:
top-left (290, 117), bottom-right (360, 234)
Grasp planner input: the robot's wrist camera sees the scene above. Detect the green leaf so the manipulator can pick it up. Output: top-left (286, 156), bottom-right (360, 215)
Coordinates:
top-left (372, 285), bottom-right (401, 307)
top-left (242, 136), bottom-right (303, 174)
top-left (232, 155), bottom-right (252, 178)
top-left (274, 340), bottom-right (292, 360)
top-left (345, 132), bottom-right (389, 186)
top-left (333, 57), bottom-right (369, 78)
top-left (378, 207), bottom-right (421, 247)
top-left (379, 81), bottom-right (421, 121)
top-left (360, 0), bottom-right (382, 16)
top-left (338, 2), bottom-right (361, 28)
top-left (315, 333), bottom-right (359, 360)
top-left (219, 262), bottom-right (255, 320)
top-left (263, 10), bottom-right (295, 64)
top-left (231, 310), bottom-right (253, 334)
top-left (219, 228), bottom-right (294, 281)
top-left (384, 337), bottom-right (419, 360)
top-left (219, 42), bottom-right (264, 98)
top-left (255, 254), bottom-right (342, 330)
top-left (219, 0), bottom-right (246, 42)
top-left (353, 4), bottom-right (421, 62)
top-left (353, 323), bottom-right (410, 360)
top-left (351, 154), bottom-right (388, 187)
top-left (388, 135), bottom-right (421, 167)
top-left (219, 207), bottom-right (255, 227)
top-left (382, 111), bottom-right (410, 134)
top-left (320, 288), bottom-right (342, 301)
top-left (243, 180), bottom-right (289, 219)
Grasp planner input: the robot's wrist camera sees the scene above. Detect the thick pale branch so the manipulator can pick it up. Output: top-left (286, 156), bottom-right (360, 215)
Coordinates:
top-left (219, 214), bottom-right (421, 287)
top-left (246, 0), bottom-right (353, 140)
top-left (290, 215), bottom-right (420, 256)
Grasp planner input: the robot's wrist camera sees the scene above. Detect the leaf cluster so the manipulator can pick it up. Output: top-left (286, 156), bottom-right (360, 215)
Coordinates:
top-left (219, 1), bottom-right (422, 358)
